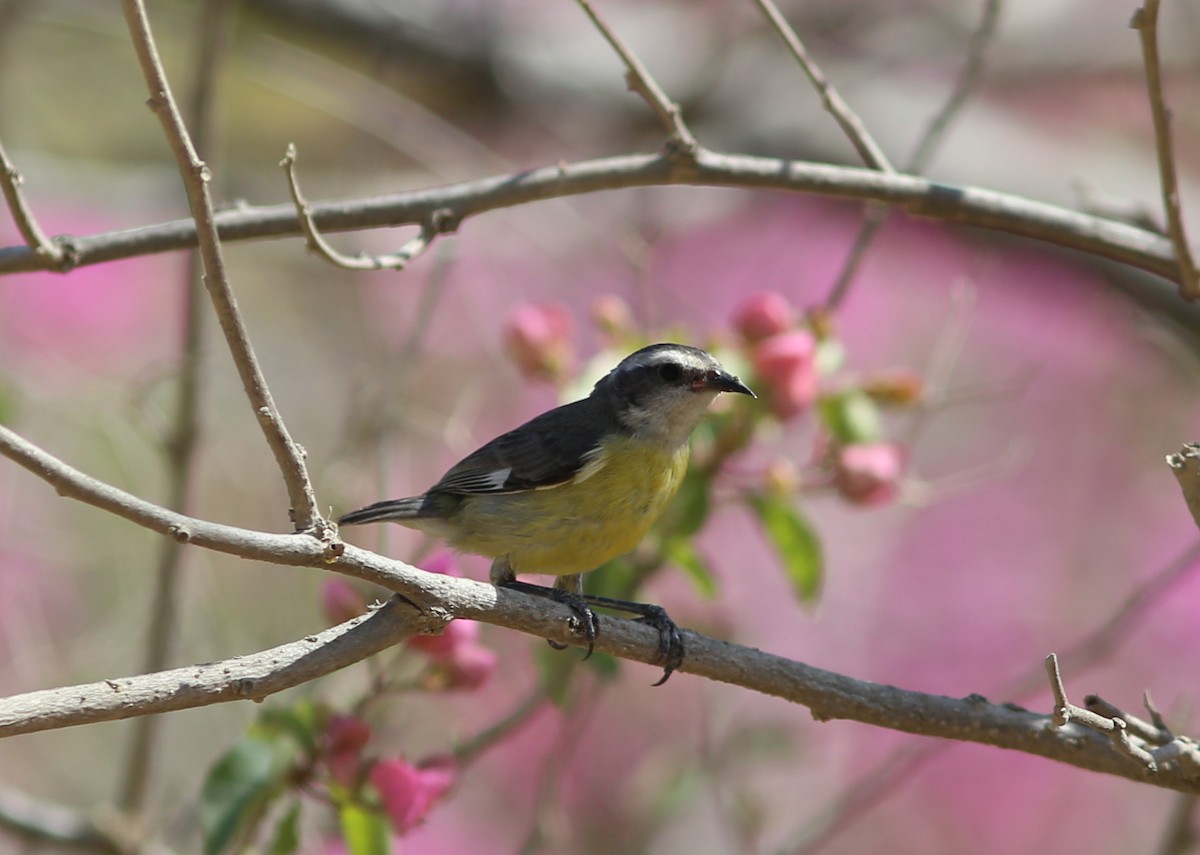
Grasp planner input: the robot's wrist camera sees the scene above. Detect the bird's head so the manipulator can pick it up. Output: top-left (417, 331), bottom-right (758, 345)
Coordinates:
top-left (593, 343), bottom-right (755, 446)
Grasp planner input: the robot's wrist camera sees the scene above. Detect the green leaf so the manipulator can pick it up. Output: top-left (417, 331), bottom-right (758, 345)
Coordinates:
top-left (339, 802), bottom-right (391, 855)
top-left (267, 801), bottom-right (302, 855)
top-left (748, 493), bottom-right (823, 604)
top-left (256, 700), bottom-right (323, 753)
top-left (200, 736), bottom-right (287, 855)
top-left (664, 538), bottom-right (717, 599)
top-left (818, 390), bottom-right (883, 444)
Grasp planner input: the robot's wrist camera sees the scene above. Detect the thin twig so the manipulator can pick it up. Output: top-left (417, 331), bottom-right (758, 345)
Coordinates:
top-left (0, 138), bottom-right (63, 266)
top-left (0, 149), bottom-right (1182, 283)
top-left (5, 425), bottom-right (1200, 794)
top-left (116, 0), bottom-right (232, 820)
top-left (281, 144), bottom-right (454, 270)
top-left (572, 0), bottom-right (698, 155)
top-left (823, 0), bottom-right (1002, 310)
top-left (1045, 653), bottom-right (1161, 771)
top-left (750, 0), bottom-right (893, 172)
top-left (119, 0), bottom-right (324, 533)
top-left (1132, 0), bottom-right (1200, 301)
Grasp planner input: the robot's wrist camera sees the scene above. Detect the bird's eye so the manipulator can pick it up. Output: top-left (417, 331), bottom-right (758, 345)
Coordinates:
top-left (658, 362), bottom-right (682, 383)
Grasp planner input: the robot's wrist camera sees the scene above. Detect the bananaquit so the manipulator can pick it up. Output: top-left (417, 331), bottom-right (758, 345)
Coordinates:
top-left (338, 343), bottom-right (755, 683)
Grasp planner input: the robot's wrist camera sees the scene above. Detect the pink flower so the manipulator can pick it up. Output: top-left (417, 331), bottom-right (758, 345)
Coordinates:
top-left (323, 714), bottom-right (372, 787)
top-left (733, 292), bottom-right (795, 343)
top-left (751, 330), bottom-right (818, 419)
top-left (502, 302), bottom-right (575, 383)
top-left (321, 578), bottom-right (367, 626)
top-left (369, 756), bottom-right (456, 836)
top-left (834, 442), bottom-right (906, 507)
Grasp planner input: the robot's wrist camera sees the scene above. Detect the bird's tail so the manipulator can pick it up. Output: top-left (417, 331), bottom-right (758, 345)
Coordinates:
top-left (337, 496), bottom-right (428, 526)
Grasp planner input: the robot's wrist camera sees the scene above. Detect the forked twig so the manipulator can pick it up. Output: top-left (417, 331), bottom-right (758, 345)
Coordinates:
top-left (1132, 0), bottom-right (1200, 301)
top-left (824, 0), bottom-right (1002, 310)
top-left (282, 144), bottom-right (455, 270)
top-left (119, 0), bottom-right (324, 532)
top-left (573, 0), bottom-right (698, 154)
top-left (750, 0), bottom-right (894, 172)
top-left (0, 138), bottom-right (63, 266)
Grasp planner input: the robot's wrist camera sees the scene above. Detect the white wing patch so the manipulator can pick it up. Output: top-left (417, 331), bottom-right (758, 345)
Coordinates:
top-left (571, 445), bottom-right (610, 485)
top-left (481, 468), bottom-right (513, 490)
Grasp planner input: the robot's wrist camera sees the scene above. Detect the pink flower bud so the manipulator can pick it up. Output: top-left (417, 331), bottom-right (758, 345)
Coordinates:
top-left (503, 302), bottom-right (575, 383)
top-left (321, 578), bottom-right (367, 626)
top-left (733, 292), bottom-right (795, 343)
top-left (590, 294), bottom-right (634, 340)
top-left (324, 714), bottom-right (372, 786)
top-left (834, 442), bottom-right (906, 507)
top-left (369, 756), bottom-right (456, 836)
top-left (751, 331), bottom-right (818, 419)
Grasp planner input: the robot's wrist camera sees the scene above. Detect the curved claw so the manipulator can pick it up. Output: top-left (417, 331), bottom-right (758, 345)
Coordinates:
top-left (636, 606), bottom-right (685, 686)
top-left (549, 593), bottom-right (599, 659)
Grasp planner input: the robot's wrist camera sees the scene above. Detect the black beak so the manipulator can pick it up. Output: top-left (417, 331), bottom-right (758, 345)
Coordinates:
top-left (701, 369), bottom-right (756, 398)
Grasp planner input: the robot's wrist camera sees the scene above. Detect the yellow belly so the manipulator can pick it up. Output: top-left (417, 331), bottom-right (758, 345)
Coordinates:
top-left (448, 436), bottom-right (689, 576)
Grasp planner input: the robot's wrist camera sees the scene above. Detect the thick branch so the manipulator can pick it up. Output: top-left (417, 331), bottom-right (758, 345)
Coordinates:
top-left (3, 425), bottom-right (1200, 793)
top-left (0, 597), bottom-right (427, 737)
top-left (0, 149), bottom-right (1179, 283)
top-left (120, 0), bottom-right (322, 531)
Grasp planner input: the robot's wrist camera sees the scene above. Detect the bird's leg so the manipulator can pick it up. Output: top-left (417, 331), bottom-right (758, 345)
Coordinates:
top-left (489, 560), bottom-right (599, 658)
top-left (489, 559), bottom-right (684, 685)
top-left (570, 592), bottom-right (684, 686)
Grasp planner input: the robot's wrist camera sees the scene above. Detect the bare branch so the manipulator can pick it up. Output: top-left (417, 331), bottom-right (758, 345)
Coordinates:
top-left (0, 597), bottom-right (427, 738)
top-left (573, 0), bottom-right (698, 155)
top-left (0, 149), bottom-right (1181, 284)
top-left (4, 424), bottom-right (1200, 792)
top-left (750, 0), bottom-right (894, 172)
top-left (117, 0), bottom-right (232, 819)
top-left (0, 138), bottom-right (64, 266)
top-left (119, 0), bottom-right (323, 532)
top-left (1131, 0), bottom-right (1200, 301)
top-left (1044, 653), bottom-right (1200, 773)
top-left (281, 144), bottom-right (455, 270)
top-left (824, 0), bottom-right (1003, 310)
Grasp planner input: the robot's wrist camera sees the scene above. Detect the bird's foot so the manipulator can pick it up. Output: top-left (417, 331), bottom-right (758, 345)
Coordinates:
top-left (499, 579), bottom-right (599, 658)
top-left (633, 605), bottom-right (685, 687)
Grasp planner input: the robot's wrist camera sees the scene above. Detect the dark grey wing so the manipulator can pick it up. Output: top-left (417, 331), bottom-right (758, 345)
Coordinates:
top-left (431, 398), bottom-right (612, 494)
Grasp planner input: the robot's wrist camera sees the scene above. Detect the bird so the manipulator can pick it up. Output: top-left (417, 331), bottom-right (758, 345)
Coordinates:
top-left (337, 342), bottom-right (755, 684)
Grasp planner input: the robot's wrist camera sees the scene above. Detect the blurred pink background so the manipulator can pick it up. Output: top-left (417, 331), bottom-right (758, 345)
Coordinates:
top-left (3, 0), bottom-right (1200, 853)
